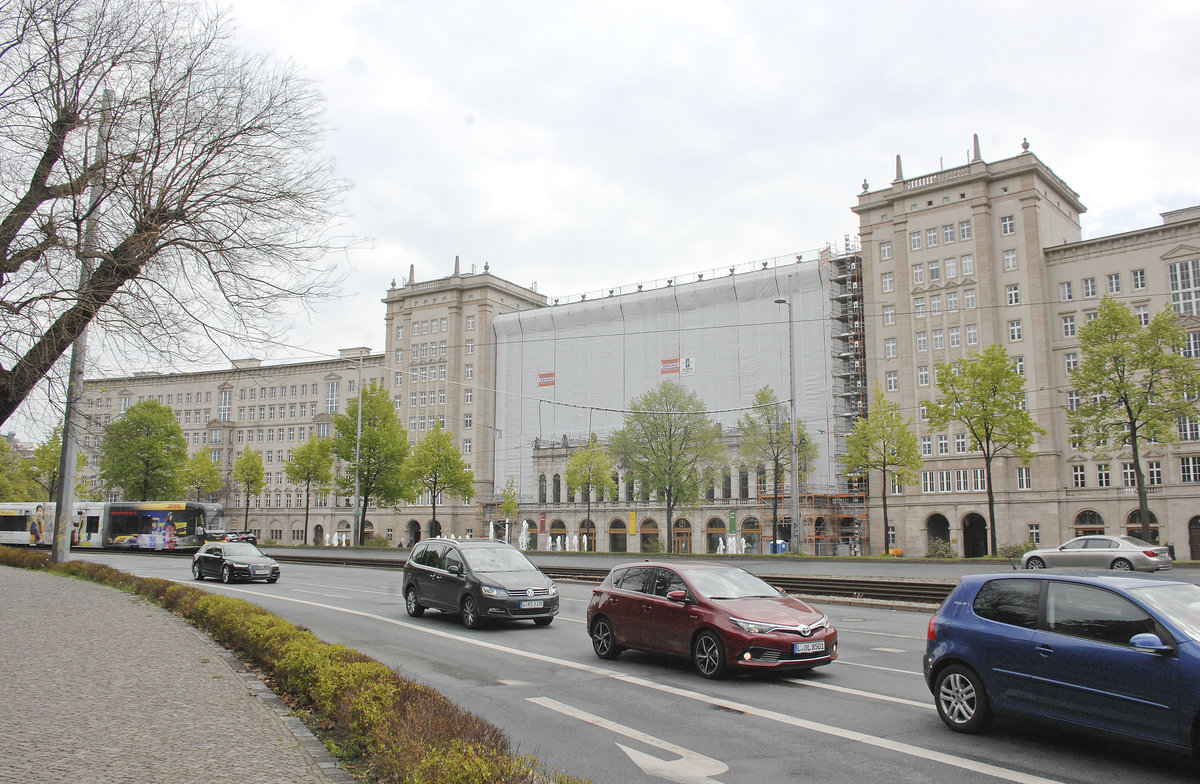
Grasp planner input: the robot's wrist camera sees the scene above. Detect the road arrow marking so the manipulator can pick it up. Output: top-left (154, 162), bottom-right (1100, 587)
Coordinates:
top-left (529, 696), bottom-right (728, 784)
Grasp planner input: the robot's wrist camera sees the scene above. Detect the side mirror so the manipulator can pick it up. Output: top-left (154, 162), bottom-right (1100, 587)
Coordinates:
top-left (1130, 632), bottom-right (1172, 654)
top-left (447, 563), bottom-right (462, 576)
top-left (666, 590), bottom-right (689, 603)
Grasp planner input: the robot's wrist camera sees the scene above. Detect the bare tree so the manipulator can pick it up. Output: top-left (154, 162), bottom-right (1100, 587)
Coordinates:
top-left (0, 0), bottom-right (347, 425)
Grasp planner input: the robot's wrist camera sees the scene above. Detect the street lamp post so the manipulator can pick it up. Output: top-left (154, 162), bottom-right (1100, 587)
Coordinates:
top-left (774, 298), bottom-right (802, 555)
top-left (352, 351), bottom-right (363, 546)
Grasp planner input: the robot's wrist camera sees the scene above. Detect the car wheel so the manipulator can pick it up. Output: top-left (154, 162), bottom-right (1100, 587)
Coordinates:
top-left (533, 617), bottom-right (553, 627)
top-left (461, 595), bottom-right (482, 629)
top-left (1025, 556), bottom-right (1045, 569)
top-left (192, 561), bottom-right (204, 581)
top-left (934, 664), bottom-right (993, 734)
top-left (405, 586), bottom-right (425, 618)
top-left (221, 564), bottom-right (233, 584)
top-left (590, 617), bottom-right (622, 660)
top-left (1111, 558), bottom-right (1134, 571)
top-left (692, 630), bottom-right (726, 679)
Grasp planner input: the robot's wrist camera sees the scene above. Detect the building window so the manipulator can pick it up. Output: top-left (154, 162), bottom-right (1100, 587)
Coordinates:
top-left (928, 260), bottom-right (941, 281)
top-left (954, 469), bottom-right (968, 492)
top-left (938, 470), bottom-right (952, 493)
top-left (1065, 352), bottom-right (1079, 372)
top-left (879, 241), bottom-right (893, 260)
top-left (1000, 215), bottom-right (1015, 236)
top-left (961, 254), bottom-right (974, 275)
top-left (463, 438), bottom-right (472, 454)
top-left (1083, 277), bottom-right (1097, 298)
top-left (1008, 320), bottom-right (1023, 341)
top-left (918, 365), bottom-right (929, 386)
top-left (466, 338), bottom-right (475, 355)
top-left (943, 224), bottom-right (955, 244)
top-left (881, 272), bottom-right (894, 293)
top-left (1027, 521), bottom-right (1040, 542)
top-left (1107, 273), bottom-right (1121, 294)
top-left (1003, 249), bottom-right (1017, 271)
top-left (916, 331), bottom-right (927, 351)
top-left (885, 371), bottom-right (898, 391)
top-left (1180, 417), bottom-right (1200, 441)
top-left (959, 220), bottom-right (973, 241)
top-left (1067, 390), bottom-right (1081, 411)
top-left (922, 471), bottom-right (935, 493)
top-left (914, 297), bottom-right (925, 318)
top-left (1135, 305), bottom-right (1149, 326)
top-left (947, 291), bottom-right (958, 312)
top-left (1097, 464), bottom-right (1110, 488)
top-left (883, 305), bottom-right (896, 325)
top-left (1006, 284), bottom-right (1020, 305)
top-left (920, 435), bottom-right (932, 456)
top-left (948, 326), bottom-right (960, 349)
top-left (930, 295), bottom-right (942, 315)
top-left (1062, 315), bottom-right (1076, 337)
top-left (464, 413), bottom-right (473, 429)
top-left (955, 433), bottom-right (967, 453)
top-left (465, 364), bottom-right (473, 379)
top-left (971, 470), bottom-right (987, 491)
top-left (926, 228), bottom-right (938, 247)
top-left (1182, 456), bottom-right (1200, 484)
top-left (884, 338), bottom-right (897, 358)
top-left (466, 315), bottom-right (475, 330)
top-left (1060, 281), bottom-right (1073, 302)
top-left (966, 324), bottom-right (978, 345)
top-left (945, 257), bottom-right (957, 279)
top-left (910, 231), bottom-right (922, 251)
top-left (1012, 355), bottom-right (1024, 375)
top-left (919, 402), bottom-right (928, 421)
top-left (964, 288), bottom-right (976, 309)
top-left (912, 264), bottom-right (924, 285)
top-left (465, 388), bottom-right (473, 404)
top-left (326, 381), bottom-right (339, 414)
top-left (1148, 461), bottom-right (1162, 486)
top-left (1132, 268), bottom-right (1146, 290)
top-left (938, 434), bottom-right (949, 455)
top-left (932, 329), bottom-right (944, 350)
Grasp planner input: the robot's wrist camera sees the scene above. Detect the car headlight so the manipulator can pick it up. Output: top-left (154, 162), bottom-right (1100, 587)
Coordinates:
top-left (549, 584), bottom-right (558, 596)
top-left (231, 561), bottom-right (249, 568)
top-left (730, 618), bottom-right (779, 635)
top-left (480, 585), bottom-right (507, 598)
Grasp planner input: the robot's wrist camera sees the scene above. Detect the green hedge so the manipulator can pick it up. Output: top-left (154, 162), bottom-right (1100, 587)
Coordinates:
top-left (0, 547), bottom-right (588, 784)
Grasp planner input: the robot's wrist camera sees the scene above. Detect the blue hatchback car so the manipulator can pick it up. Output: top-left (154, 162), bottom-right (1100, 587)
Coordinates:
top-left (925, 571), bottom-right (1200, 754)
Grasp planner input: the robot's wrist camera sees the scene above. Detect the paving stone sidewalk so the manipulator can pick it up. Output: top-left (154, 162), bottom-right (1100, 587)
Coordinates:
top-left (0, 566), bottom-right (354, 784)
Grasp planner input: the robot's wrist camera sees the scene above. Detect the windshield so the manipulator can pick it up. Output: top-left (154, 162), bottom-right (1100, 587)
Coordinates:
top-left (462, 546), bottom-right (536, 573)
top-left (1130, 583), bottom-right (1200, 642)
top-left (684, 568), bottom-right (779, 600)
top-left (221, 543), bottom-right (264, 557)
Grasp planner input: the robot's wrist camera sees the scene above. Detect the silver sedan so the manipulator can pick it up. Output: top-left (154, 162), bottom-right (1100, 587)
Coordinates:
top-left (1022, 535), bottom-right (1172, 572)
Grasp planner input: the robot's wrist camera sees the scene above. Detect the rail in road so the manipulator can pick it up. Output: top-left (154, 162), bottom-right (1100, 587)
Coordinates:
top-left (260, 552), bottom-right (955, 606)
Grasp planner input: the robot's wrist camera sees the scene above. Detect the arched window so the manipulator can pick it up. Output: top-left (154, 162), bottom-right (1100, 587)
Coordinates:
top-left (552, 474), bottom-right (561, 503)
top-left (538, 475), bottom-right (547, 504)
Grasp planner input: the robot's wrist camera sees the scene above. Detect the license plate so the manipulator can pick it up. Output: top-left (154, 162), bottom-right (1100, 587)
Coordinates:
top-left (793, 641), bottom-right (825, 654)
top-left (253, 567), bottom-right (269, 575)
top-left (520, 600), bottom-right (544, 609)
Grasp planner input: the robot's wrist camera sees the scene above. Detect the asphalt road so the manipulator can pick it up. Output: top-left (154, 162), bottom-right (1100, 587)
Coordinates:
top-left (79, 551), bottom-right (1200, 784)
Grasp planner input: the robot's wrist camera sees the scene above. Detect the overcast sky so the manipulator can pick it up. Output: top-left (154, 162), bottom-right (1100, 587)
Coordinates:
top-left (206, 0), bottom-right (1200, 366)
top-left (8, 1), bottom-right (1200, 441)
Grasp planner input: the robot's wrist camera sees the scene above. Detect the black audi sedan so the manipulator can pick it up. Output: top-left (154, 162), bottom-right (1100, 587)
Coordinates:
top-left (402, 538), bottom-right (558, 628)
top-left (192, 541), bottom-right (280, 583)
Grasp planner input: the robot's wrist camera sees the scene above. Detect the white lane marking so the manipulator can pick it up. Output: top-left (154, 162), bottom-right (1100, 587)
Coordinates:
top-left (783, 678), bottom-right (933, 710)
top-left (530, 697), bottom-right (728, 784)
top-left (835, 660), bottom-right (924, 676)
top-left (872, 647), bottom-right (908, 654)
top-left (292, 589), bottom-right (349, 598)
top-left (195, 586), bottom-right (1065, 784)
top-left (837, 628), bottom-right (925, 641)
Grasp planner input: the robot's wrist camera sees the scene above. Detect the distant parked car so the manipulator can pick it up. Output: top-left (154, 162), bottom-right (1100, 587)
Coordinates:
top-left (192, 541), bottom-right (279, 583)
top-left (925, 570), bottom-right (1200, 755)
top-left (586, 561), bottom-right (837, 679)
top-left (1021, 535), bottom-right (1171, 572)
top-left (223, 530), bottom-right (258, 545)
top-left (402, 538), bottom-right (558, 628)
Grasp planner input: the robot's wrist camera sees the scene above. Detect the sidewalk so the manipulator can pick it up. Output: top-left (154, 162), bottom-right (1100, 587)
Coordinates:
top-left (0, 566), bottom-right (353, 784)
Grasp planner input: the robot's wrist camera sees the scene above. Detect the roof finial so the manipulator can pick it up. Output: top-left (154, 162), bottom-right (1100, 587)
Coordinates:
top-left (454, 255), bottom-right (461, 275)
top-left (1022, 137), bottom-right (1030, 152)
top-left (893, 154), bottom-right (903, 183)
top-left (972, 133), bottom-right (982, 162)
top-left (408, 263), bottom-right (415, 285)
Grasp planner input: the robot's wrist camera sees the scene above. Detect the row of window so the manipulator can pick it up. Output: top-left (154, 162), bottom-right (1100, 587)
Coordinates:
top-left (1060, 270), bottom-right (1147, 301)
top-left (910, 254), bottom-right (976, 285)
top-left (879, 219), bottom-right (976, 260)
top-left (406, 388), bottom-right (473, 407)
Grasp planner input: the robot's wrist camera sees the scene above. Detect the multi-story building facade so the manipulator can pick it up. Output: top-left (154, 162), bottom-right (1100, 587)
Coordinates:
top-left (855, 138), bottom-right (1200, 558)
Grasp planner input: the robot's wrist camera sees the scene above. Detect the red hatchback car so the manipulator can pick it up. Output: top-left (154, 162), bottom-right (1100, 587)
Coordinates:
top-left (586, 561), bottom-right (837, 679)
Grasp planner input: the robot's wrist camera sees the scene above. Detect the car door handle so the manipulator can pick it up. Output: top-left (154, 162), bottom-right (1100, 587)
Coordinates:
top-left (1035, 644), bottom-right (1054, 657)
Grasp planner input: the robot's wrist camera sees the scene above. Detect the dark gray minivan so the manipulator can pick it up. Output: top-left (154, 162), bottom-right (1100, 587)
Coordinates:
top-left (402, 538), bottom-right (559, 628)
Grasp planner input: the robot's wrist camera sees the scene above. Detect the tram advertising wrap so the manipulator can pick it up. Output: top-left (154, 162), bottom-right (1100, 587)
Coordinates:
top-left (0, 501), bottom-right (224, 550)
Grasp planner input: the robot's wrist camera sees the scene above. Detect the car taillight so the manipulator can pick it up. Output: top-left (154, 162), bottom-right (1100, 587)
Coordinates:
top-left (1144, 550), bottom-right (1161, 558)
top-left (927, 615), bottom-right (937, 641)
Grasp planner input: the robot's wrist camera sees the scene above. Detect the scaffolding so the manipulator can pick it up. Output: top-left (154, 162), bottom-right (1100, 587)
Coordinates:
top-left (822, 246), bottom-right (869, 553)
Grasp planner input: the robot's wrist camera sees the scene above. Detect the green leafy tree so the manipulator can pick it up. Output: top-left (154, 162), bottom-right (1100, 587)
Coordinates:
top-left (842, 385), bottom-right (922, 554)
top-left (333, 383), bottom-right (415, 545)
top-left (608, 380), bottom-right (725, 554)
top-left (565, 433), bottom-right (617, 533)
top-left (401, 424), bottom-right (475, 533)
top-left (232, 448), bottom-right (265, 529)
top-left (98, 400), bottom-right (187, 501)
top-left (20, 426), bottom-right (94, 502)
top-left (737, 386), bottom-right (816, 550)
top-left (285, 437), bottom-right (334, 545)
top-left (0, 437), bottom-right (29, 501)
top-left (1068, 297), bottom-right (1200, 540)
top-left (183, 448), bottom-right (223, 502)
top-left (499, 476), bottom-right (520, 541)
top-left (927, 344), bottom-right (1045, 556)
